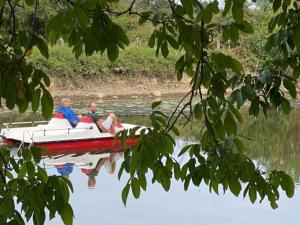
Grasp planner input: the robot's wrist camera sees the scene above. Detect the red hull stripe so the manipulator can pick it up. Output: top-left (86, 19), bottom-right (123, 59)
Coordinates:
top-left (2, 137), bottom-right (139, 155)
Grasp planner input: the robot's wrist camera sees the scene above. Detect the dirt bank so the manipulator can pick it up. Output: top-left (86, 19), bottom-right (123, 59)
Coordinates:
top-left (49, 74), bottom-right (192, 101)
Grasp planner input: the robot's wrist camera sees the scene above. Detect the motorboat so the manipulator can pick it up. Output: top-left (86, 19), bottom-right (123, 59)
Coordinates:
top-left (0, 113), bottom-right (142, 154)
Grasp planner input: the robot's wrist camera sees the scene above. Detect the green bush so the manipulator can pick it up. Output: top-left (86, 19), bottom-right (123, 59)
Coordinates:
top-left (29, 44), bottom-right (179, 79)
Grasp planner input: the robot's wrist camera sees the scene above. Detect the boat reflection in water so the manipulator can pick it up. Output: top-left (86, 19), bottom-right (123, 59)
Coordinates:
top-left (41, 150), bottom-right (124, 188)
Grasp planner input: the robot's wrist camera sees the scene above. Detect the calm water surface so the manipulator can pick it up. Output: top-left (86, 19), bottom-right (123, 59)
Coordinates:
top-left (1, 98), bottom-right (300, 225)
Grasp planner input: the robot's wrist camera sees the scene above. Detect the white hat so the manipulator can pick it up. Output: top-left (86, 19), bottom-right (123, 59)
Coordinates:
top-left (61, 98), bottom-right (71, 104)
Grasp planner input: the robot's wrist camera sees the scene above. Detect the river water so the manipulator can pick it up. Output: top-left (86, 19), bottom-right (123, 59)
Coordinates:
top-left (1, 98), bottom-right (300, 225)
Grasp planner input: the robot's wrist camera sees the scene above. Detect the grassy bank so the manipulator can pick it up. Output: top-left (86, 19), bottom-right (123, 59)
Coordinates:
top-left (30, 44), bottom-right (180, 80)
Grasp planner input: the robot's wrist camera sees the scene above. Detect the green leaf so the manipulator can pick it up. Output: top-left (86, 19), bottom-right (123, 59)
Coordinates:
top-left (222, 25), bottom-right (230, 42)
top-left (272, 91), bottom-right (282, 107)
top-left (166, 35), bottom-right (179, 49)
top-left (294, 26), bottom-right (300, 54)
top-left (232, 59), bottom-right (244, 75)
top-left (237, 20), bottom-right (254, 34)
top-left (151, 101), bottom-right (162, 109)
top-left (207, 1), bottom-right (219, 13)
top-left (161, 41), bottom-right (169, 58)
top-left (215, 119), bottom-right (226, 139)
top-left (249, 186), bottom-right (257, 204)
top-left (32, 89), bottom-right (41, 112)
top-left (5, 82), bottom-right (17, 110)
top-left (207, 96), bottom-right (219, 112)
top-left (280, 174), bottom-right (295, 198)
top-left (230, 23), bottom-right (239, 43)
top-left (25, 0), bottom-right (34, 6)
top-left (139, 175), bottom-right (147, 191)
top-left (34, 35), bottom-right (49, 58)
top-left (107, 44), bottom-right (119, 62)
top-left (232, 4), bottom-right (244, 22)
top-left (74, 42), bottom-right (83, 59)
top-left (283, 79), bottom-right (296, 98)
top-left (175, 55), bottom-right (185, 81)
top-left (210, 179), bottom-right (219, 194)
top-left (26, 162), bottom-right (35, 179)
top-left (184, 175), bottom-right (191, 191)
top-left (131, 178), bottom-right (141, 199)
top-left (139, 16), bottom-right (147, 25)
top-left (122, 183), bottom-right (130, 206)
top-left (174, 163), bottom-right (181, 180)
top-left (148, 32), bottom-right (156, 48)
top-left (197, 9), bottom-right (213, 24)
top-left (194, 103), bottom-right (203, 120)
top-left (171, 126), bottom-right (180, 136)
top-left (181, 0), bottom-right (194, 18)
top-left (249, 98), bottom-right (260, 116)
top-left (223, 0), bottom-right (232, 16)
top-left (59, 204), bottom-right (73, 225)
top-left (281, 97), bottom-right (291, 114)
top-left (41, 90), bottom-right (54, 119)
top-left (224, 112), bottom-right (237, 135)
top-left (161, 173), bottom-right (171, 191)
top-left (178, 144), bottom-right (193, 157)
top-left (228, 177), bottom-right (241, 196)
top-left (271, 201), bottom-right (278, 209)
top-left (139, 11), bottom-right (151, 25)
top-left (18, 164), bottom-right (27, 179)
top-left (118, 162), bottom-right (125, 180)
top-left (233, 138), bottom-right (244, 153)
top-left (273, 0), bottom-right (282, 12)
top-left (38, 167), bottom-right (48, 183)
top-left (229, 105), bottom-right (243, 123)
top-left (121, 130), bottom-right (127, 149)
top-left (75, 6), bottom-right (89, 26)
top-left (241, 85), bottom-right (256, 101)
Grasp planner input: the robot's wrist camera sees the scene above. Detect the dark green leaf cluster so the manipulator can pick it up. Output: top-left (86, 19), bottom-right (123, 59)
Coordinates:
top-left (1, 0), bottom-right (299, 216)
top-left (115, 0), bottom-right (296, 209)
top-left (46, 1), bottom-right (129, 61)
top-left (119, 120), bottom-right (294, 209)
top-left (0, 147), bottom-right (73, 225)
top-left (262, 0), bottom-right (300, 101)
top-left (0, 49), bottom-right (53, 118)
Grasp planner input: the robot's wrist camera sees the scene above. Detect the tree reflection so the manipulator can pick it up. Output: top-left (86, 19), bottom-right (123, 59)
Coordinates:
top-left (180, 109), bottom-right (300, 183)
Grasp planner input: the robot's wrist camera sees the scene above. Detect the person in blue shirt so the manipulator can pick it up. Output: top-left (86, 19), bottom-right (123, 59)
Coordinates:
top-left (56, 98), bottom-right (80, 127)
top-left (55, 163), bottom-right (75, 179)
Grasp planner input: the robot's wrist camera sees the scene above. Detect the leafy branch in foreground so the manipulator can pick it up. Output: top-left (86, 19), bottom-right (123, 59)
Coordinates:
top-left (117, 0), bottom-right (298, 209)
top-left (0, 147), bottom-right (74, 225)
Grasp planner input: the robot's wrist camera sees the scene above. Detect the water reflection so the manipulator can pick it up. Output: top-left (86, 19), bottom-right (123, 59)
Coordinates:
top-left (39, 143), bottom-right (300, 225)
top-left (177, 110), bottom-right (300, 183)
top-left (2, 105), bottom-right (300, 183)
top-left (3, 100), bottom-right (300, 225)
top-left (42, 151), bottom-right (123, 188)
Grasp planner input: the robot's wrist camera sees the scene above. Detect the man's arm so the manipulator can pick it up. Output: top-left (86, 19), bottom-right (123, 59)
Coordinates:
top-left (66, 109), bottom-right (80, 127)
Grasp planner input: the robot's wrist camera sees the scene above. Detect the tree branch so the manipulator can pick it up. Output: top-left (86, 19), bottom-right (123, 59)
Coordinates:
top-left (0, 152), bottom-right (7, 184)
top-left (0, 0), bottom-right (6, 29)
top-left (164, 90), bottom-right (193, 133)
top-left (18, 0), bottom-right (39, 63)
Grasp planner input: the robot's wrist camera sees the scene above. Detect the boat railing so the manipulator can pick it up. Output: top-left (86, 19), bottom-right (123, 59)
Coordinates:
top-left (18, 129), bottom-right (33, 151)
top-left (15, 126), bottom-right (94, 150)
top-left (30, 126), bottom-right (94, 141)
top-left (32, 126), bottom-right (94, 135)
top-left (3, 121), bottom-right (48, 130)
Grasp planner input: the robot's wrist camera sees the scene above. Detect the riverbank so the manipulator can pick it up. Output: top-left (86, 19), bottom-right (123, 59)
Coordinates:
top-left (49, 73), bottom-right (191, 101)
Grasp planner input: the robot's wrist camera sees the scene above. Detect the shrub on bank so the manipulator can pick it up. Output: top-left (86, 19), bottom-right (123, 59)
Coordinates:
top-left (29, 44), bottom-right (179, 79)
